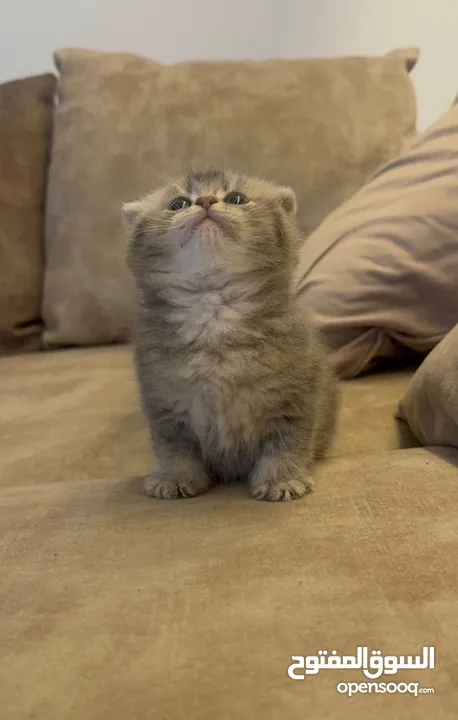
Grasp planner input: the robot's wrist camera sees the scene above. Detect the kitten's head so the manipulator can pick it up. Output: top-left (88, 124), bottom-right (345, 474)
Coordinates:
top-left (123, 168), bottom-right (300, 287)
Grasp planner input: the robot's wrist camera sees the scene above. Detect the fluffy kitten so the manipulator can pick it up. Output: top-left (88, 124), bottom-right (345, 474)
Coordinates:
top-left (123, 168), bottom-right (338, 501)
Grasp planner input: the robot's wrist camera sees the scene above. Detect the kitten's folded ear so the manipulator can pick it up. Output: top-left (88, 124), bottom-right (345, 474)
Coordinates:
top-left (276, 186), bottom-right (297, 216)
top-left (122, 189), bottom-right (164, 236)
top-left (122, 200), bottom-right (145, 234)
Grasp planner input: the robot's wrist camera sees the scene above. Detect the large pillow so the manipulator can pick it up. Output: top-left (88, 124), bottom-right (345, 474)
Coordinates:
top-left (42, 46), bottom-right (418, 348)
top-left (397, 322), bottom-right (458, 447)
top-left (0, 74), bottom-right (56, 354)
top-left (296, 95), bottom-right (458, 379)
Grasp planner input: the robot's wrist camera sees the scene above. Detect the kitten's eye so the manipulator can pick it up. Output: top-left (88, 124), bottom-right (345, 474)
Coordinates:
top-left (224, 192), bottom-right (249, 206)
top-left (168, 196), bottom-right (192, 211)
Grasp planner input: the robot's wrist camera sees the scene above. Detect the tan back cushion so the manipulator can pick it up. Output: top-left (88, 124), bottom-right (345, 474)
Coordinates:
top-left (397, 322), bottom-right (458, 447)
top-left (296, 96), bottom-right (458, 379)
top-left (0, 74), bottom-right (56, 354)
top-left (42, 46), bottom-right (418, 348)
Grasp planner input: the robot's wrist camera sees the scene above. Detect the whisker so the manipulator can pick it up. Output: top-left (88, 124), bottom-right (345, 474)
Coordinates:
top-left (150, 170), bottom-right (182, 192)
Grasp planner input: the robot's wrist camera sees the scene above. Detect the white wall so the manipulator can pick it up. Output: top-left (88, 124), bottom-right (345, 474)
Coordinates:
top-left (0, 0), bottom-right (456, 130)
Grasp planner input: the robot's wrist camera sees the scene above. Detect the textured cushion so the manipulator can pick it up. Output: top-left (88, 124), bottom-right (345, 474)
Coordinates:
top-left (397, 322), bottom-right (458, 446)
top-left (1, 447), bottom-right (458, 719)
top-left (0, 74), bottom-right (56, 354)
top-left (42, 46), bottom-right (418, 347)
top-left (296, 96), bottom-right (458, 379)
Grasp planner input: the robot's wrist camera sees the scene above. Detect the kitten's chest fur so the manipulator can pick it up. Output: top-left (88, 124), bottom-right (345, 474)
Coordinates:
top-left (156, 283), bottom-right (275, 465)
top-left (173, 286), bottom-right (246, 348)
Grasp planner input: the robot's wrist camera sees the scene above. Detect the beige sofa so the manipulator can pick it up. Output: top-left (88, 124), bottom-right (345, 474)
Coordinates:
top-left (2, 50), bottom-right (458, 719)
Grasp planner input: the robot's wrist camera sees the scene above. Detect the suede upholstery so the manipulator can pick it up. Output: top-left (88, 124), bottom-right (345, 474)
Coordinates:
top-left (297, 95), bottom-right (458, 379)
top-left (0, 74), bottom-right (56, 354)
top-left (0, 346), bottom-right (419, 489)
top-left (1, 347), bottom-right (457, 719)
top-left (3, 48), bottom-right (458, 718)
top-left (398, 322), bottom-right (458, 446)
top-left (42, 47), bottom-right (417, 348)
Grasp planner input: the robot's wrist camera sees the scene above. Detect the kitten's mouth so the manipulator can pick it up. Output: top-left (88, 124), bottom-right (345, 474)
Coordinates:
top-left (190, 212), bottom-right (228, 237)
top-left (199, 212), bottom-right (222, 228)
top-left (176, 209), bottom-right (232, 248)
top-left (194, 217), bottom-right (223, 242)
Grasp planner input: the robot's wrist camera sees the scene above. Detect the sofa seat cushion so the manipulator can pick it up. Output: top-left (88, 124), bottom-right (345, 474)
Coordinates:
top-left (0, 347), bottom-right (418, 489)
top-left (1, 447), bottom-right (457, 718)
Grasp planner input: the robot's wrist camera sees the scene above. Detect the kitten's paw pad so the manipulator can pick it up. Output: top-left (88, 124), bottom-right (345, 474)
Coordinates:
top-left (251, 476), bottom-right (313, 502)
top-left (144, 471), bottom-right (210, 500)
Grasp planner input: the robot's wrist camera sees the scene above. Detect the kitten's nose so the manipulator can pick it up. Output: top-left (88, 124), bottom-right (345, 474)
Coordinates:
top-left (195, 195), bottom-right (218, 212)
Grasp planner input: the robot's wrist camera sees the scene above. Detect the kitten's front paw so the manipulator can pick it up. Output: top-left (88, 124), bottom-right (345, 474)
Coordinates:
top-left (144, 465), bottom-right (211, 500)
top-left (250, 475), bottom-right (313, 502)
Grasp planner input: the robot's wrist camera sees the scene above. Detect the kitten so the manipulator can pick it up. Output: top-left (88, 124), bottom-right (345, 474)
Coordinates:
top-left (123, 168), bottom-right (338, 501)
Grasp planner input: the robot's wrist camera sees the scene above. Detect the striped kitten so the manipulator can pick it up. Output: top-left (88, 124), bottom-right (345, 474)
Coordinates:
top-left (123, 168), bottom-right (338, 501)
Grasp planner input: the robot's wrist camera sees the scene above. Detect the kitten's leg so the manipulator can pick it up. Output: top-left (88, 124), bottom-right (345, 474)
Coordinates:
top-left (144, 422), bottom-right (212, 500)
top-left (249, 418), bottom-right (314, 502)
